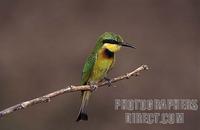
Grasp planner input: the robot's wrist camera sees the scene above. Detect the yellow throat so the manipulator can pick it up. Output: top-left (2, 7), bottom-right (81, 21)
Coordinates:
top-left (102, 43), bottom-right (121, 52)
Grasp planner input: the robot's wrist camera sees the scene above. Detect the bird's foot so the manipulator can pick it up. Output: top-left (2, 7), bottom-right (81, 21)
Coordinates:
top-left (104, 77), bottom-right (116, 87)
top-left (90, 84), bottom-right (98, 91)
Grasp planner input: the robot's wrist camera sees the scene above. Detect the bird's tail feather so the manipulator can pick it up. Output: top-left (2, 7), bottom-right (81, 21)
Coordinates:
top-left (76, 91), bottom-right (91, 121)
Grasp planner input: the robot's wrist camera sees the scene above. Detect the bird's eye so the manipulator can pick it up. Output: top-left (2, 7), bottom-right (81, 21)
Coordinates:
top-left (103, 39), bottom-right (118, 44)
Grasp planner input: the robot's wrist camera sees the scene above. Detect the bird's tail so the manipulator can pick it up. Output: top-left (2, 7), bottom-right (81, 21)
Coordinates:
top-left (76, 91), bottom-right (91, 121)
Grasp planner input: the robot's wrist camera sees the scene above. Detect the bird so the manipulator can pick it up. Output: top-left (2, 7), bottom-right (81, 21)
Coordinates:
top-left (76, 32), bottom-right (135, 121)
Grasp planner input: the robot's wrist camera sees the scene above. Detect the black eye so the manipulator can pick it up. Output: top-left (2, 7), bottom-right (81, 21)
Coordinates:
top-left (103, 39), bottom-right (118, 44)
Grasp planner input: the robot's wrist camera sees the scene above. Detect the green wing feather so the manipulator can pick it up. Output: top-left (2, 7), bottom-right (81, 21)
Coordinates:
top-left (81, 52), bottom-right (97, 85)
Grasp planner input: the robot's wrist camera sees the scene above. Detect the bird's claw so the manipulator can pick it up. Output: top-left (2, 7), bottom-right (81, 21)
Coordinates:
top-left (90, 84), bottom-right (98, 91)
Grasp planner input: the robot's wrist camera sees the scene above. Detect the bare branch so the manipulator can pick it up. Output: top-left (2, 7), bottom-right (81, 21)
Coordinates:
top-left (0, 65), bottom-right (149, 118)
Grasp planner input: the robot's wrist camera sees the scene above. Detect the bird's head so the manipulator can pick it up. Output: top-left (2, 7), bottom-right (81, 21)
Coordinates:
top-left (95, 32), bottom-right (135, 53)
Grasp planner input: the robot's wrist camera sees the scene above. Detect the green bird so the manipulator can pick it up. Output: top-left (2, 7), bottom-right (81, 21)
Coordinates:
top-left (76, 32), bottom-right (135, 121)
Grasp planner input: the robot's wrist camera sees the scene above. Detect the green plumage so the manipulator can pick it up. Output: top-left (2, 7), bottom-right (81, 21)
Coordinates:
top-left (80, 52), bottom-right (96, 85)
top-left (76, 32), bottom-right (124, 121)
top-left (81, 32), bottom-right (123, 85)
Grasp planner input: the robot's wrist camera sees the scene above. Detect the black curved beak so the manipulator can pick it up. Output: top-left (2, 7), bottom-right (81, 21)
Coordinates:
top-left (119, 42), bottom-right (136, 49)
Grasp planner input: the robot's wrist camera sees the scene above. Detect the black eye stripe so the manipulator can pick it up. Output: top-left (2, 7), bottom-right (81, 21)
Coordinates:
top-left (102, 39), bottom-right (118, 44)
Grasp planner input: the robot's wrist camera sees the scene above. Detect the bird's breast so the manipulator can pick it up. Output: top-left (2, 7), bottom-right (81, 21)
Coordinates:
top-left (89, 49), bottom-right (114, 82)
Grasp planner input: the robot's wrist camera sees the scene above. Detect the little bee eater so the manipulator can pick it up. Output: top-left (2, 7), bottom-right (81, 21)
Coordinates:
top-left (76, 32), bottom-right (135, 121)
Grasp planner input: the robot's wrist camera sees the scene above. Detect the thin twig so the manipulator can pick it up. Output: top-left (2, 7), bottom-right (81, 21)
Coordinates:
top-left (0, 65), bottom-right (149, 118)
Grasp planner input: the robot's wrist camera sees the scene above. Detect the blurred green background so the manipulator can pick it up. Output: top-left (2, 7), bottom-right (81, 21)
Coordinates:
top-left (0, 0), bottom-right (199, 130)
